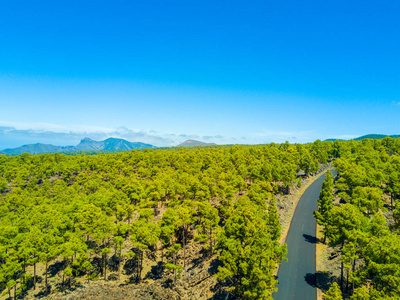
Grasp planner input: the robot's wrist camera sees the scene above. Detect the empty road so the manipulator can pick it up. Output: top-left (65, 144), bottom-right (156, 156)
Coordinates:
top-left (273, 172), bottom-right (333, 300)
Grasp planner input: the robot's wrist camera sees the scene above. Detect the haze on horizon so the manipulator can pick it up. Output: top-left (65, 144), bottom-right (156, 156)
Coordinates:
top-left (1, 1), bottom-right (399, 149)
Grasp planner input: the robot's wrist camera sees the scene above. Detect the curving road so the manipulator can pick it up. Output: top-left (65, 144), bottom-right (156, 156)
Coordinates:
top-left (273, 171), bottom-right (335, 300)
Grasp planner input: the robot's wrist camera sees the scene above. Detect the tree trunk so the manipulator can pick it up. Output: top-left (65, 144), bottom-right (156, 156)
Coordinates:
top-left (114, 247), bottom-right (117, 269)
top-left (173, 251), bottom-right (177, 285)
top-left (183, 226), bottom-right (186, 269)
top-left (14, 285), bottom-right (16, 300)
top-left (390, 192), bottom-right (393, 209)
top-left (104, 253), bottom-right (107, 281)
top-left (340, 241), bottom-right (344, 291)
top-left (62, 260), bottom-right (65, 289)
top-left (209, 229), bottom-right (213, 256)
top-left (140, 251), bottom-right (143, 281)
top-left (34, 262), bottom-right (36, 290)
top-left (118, 250), bottom-right (120, 281)
top-left (136, 254), bottom-right (139, 281)
top-left (45, 258), bottom-right (49, 294)
top-left (340, 261), bottom-right (344, 291)
top-left (351, 258), bottom-right (356, 295)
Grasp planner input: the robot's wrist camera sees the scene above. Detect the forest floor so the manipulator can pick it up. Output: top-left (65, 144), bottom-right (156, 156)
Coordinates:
top-left (3, 165), bottom-right (330, 300)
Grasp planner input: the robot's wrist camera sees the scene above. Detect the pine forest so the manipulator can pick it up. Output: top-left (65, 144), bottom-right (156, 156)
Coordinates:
top-left (1, 138), bottom-right (400, 299)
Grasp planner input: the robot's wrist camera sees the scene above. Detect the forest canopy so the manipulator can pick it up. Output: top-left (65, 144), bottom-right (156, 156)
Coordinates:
top-left (1, 137), bottom-right (400, 299)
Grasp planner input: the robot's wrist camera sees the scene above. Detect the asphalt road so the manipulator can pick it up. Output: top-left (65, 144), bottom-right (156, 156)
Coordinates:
top-left (273, 172), bottom-right (331, 300)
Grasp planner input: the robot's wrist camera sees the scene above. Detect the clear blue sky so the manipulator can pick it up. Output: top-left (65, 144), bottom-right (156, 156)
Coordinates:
top-left (1, 0), bottom-right (399, 148)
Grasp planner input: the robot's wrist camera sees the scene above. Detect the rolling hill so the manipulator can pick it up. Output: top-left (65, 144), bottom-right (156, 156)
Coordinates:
top-left (353, 134), bottom-right (400, 140)
top-left (325, 134), bottom-right (400, 142)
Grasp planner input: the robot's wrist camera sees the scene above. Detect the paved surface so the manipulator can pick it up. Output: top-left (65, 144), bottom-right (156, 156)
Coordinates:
top-left (273, 173), bottom-right (329, 300)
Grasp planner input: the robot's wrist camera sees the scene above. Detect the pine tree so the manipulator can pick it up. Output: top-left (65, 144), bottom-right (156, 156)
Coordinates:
top-left (351, 186), bottom-right (383, 216)
top-left (268, 195), bottom-right (281, 241)
top-left (314, 170), bottom-right (334, 243)
top-left (326, 204), bottom-right (365, 291)
top-left (216, 196), bottom-right (285, 299)
top-left (165, 243), bottom-right (182, 285)
top-left (131, 219), bottom-right (160, 281)
top-left (196, 201), bottom-right (220, 256)
top-left (176, 202), bottom-right (195, 270)
top-left (325, 282), bottom-right (343, 300)
top-left (393, 200), bottom-right (400, 230)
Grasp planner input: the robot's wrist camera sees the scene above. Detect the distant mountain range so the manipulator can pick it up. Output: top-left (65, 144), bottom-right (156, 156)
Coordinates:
top-left (325, 134), bottom-right (400, 142)
top-left (2, 135), bottom-right (398, 155)
top-left (177, 140), bottom-right (216, 147)
top-left (0, 138), bottom-right (154, 155)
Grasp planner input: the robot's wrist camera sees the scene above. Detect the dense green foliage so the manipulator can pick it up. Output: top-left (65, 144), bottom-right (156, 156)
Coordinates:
top-left (315, 137), bottom-right (400, 299)
top-left (0, 141), bottom-right (334, 299)
top-left (314, 170), bottom-right (334, 243)
top-left (325, 282), bottom-right (343, 300)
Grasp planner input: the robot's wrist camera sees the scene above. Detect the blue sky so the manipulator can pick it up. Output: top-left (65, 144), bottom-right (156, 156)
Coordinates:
top-left (1, 0), bottom-right (399, 148)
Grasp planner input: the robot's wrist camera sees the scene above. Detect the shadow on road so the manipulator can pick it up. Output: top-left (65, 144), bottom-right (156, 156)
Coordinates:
top-left (305, 272), bottom-right (316, 287)
top-left (303, 234), bottom-right (317, 244)
top-left (305, 271), bottom-right (338, 292)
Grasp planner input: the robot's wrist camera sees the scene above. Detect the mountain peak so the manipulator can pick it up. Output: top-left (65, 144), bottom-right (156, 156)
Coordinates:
top-left (79, 137), bottom-right (95, 144)
top-left (104, 137), bottom-right (123, 142)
